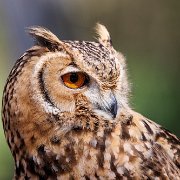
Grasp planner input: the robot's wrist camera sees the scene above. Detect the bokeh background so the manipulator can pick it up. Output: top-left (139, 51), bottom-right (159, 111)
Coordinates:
top-left (0, 0), bottom-right (180, 179)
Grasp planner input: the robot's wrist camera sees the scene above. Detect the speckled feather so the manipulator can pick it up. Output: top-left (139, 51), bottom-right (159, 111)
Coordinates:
top-left (2, 24), bottom-right (180, 179)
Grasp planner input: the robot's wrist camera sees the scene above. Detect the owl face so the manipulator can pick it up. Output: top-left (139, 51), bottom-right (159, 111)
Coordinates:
top-left (31, 46), bottom-right (127, 122)
top-left (27, 24), bottom-right (130, 124)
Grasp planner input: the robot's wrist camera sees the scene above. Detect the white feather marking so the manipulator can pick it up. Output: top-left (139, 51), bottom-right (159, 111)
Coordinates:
top-left (123, 143), bottom-right (134, 156)
top-left (89, 139), bottom-right (97, 148)
top-left (117, 167), bottom-right (124, 175)
top-left (104, 152), bottom-right (111, 161)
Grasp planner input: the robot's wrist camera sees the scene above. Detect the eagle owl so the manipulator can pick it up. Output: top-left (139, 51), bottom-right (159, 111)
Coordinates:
top-left (2, 24), bottom-right (180, 179)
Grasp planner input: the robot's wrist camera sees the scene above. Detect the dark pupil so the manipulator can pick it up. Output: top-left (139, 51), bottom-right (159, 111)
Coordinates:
top-left (70, 73), bottom-right (79, 83)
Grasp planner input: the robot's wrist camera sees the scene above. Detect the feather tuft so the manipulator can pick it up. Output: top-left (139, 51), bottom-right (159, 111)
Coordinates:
top-left (26, 26), bottom-right (61, 51)
top-left (95, 23), bottom-right (112, 47)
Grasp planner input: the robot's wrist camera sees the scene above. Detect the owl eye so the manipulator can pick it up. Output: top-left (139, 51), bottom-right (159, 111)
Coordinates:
top-left (61, 72), bottom-right (89, 89)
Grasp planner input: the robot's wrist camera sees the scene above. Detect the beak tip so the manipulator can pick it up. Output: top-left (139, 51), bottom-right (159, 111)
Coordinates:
top-left (110, 100), bottom-right (118, 119)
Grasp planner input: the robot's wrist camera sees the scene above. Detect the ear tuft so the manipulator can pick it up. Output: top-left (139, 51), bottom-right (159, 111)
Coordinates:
top-left (27, 26), bottom-right (61, 51)
top-left (95, 23), bottom-right (112, 47)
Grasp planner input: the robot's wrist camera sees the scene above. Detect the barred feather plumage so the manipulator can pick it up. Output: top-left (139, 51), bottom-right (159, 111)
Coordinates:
top-left (2, 24), bottom-right (180, 179)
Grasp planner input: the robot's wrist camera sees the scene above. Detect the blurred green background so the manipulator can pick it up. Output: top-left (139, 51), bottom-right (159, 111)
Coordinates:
top-left (0, 0), bottom-right (180, 179)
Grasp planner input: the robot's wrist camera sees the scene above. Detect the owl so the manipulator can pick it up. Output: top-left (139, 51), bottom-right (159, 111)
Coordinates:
top-left (2, 23), bottom-right (180, 179)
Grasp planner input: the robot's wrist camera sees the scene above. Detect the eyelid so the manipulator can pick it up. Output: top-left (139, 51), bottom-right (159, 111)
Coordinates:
top-left (60, 66), bottom-right (80, 76)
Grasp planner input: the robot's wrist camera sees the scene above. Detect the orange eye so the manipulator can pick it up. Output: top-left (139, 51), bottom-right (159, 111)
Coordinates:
top-left (61, 72), bottom-right (89, 89)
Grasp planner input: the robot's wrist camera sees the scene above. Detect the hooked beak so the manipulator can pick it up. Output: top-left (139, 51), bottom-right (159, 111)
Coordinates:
top-left (95, 92), bottom-right (118, 119)
top-left (108, 98), bottom-right (118, 118)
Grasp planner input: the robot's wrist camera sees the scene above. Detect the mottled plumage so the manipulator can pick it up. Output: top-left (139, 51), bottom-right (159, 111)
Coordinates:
top-left (2, 24), bottom-right (180, 179)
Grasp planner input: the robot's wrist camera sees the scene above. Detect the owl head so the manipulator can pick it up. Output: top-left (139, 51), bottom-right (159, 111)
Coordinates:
top-left (27, 24), bottom-right (130, 126)
top-left (3, 24), bottom-right (130, 142)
